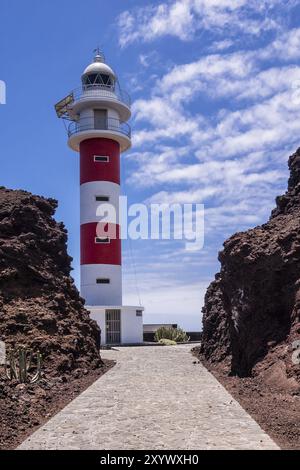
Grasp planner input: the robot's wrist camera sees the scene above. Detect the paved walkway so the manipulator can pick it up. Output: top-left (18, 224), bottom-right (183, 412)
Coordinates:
top-left (19, 345), bottom-right (278, 450)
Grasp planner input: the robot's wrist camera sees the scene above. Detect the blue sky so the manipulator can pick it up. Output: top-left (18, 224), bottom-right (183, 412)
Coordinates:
top-left (1, 1), bottom-right (300, 330)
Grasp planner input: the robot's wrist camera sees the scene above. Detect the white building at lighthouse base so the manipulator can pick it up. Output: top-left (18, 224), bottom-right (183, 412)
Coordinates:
top-left (88, 305), bottom-right (144, 345)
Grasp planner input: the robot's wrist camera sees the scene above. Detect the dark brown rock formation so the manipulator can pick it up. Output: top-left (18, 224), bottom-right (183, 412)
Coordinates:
top-left (0, 187), bottom-right (101, 376)
top-left (199, 149), bottom-right (300, 386)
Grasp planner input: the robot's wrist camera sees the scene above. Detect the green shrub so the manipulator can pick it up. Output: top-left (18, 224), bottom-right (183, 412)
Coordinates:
top-left (154, 326), bottom-right (190, 343)
top-left (158, 339), bottom-right (177, 346)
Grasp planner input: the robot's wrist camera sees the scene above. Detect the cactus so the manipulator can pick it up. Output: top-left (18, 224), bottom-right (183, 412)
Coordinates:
top-left (5, 347), bottom-right (42, 384)
top-left (154, 326), bottom-right (190, 343)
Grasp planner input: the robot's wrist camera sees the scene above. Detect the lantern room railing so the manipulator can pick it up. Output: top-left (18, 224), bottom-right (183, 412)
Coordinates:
top-left (71, 84), bottom-right (131, 108)
top-left (68, 117), bottom-right (131, 139)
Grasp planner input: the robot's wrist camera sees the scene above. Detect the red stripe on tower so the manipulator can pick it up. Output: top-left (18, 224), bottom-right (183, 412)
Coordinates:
top-left (80, 222), bottom-right (121, 265)
top-left (80, 138), bottom-right (120, 185)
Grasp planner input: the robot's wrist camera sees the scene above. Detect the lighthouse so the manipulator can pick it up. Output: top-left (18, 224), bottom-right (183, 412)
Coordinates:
top-left (55, 50), bottom-right (144, 344)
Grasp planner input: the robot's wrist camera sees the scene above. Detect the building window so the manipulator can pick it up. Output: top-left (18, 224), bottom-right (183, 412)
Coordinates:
top-left (94, 155), bottom-right (109, 162)
top-left (96, 278), bottom-right (110, 284)
top-left (95, 195), bottom-right (110, 202)
top-left (136, 310), bottom-right (143, 317)
top-left (95, 237), bottom-right (110, 244)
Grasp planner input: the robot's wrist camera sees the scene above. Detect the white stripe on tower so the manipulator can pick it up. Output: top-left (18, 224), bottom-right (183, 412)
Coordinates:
top-left (80, 181), bottom-right (120, 225)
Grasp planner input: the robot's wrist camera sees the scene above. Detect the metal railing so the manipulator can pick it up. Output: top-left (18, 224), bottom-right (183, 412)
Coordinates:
top-left (68, 117), bottom-right (131, 139)
top-left (71, 84), bottom-right (131, 108)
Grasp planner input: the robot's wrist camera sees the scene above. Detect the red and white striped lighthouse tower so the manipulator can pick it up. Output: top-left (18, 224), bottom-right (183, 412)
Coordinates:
top-left (55, 50), bottom-right (143, 344)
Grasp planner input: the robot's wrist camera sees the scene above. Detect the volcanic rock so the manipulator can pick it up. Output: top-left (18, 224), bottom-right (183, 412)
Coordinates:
top-left (0, 187), bottom-right (101, 376)
top-left (199, 148), bottom-right (300, 387)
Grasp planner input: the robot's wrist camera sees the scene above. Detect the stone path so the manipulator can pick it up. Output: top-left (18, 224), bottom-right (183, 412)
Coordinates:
top-left (19, 345), bottom-right (279, 450)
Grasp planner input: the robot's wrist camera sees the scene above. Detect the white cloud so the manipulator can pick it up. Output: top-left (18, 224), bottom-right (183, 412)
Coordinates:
top-left (127, 29), bottom-right (300, 158)
top-left (132, 97), bottom-right (202, 147)
top-left (118, 1), bottom-right (195, 47)
top-left (208, 39), bottom-right (234, 52)
top-left (204, 89), bottom-right (300, 159)
top-left (260, 25), bottom-right (300, 60)
top-left (129, 29), bottom-right (300, 157)
top-left (139, 51), bottom-right (160, 68)
top-left (134, 151), bottom-right (285, 189)
top-left (161, 52), bottom-right (252, 90)
top-left (126, 43), bottom-right (300, 254)
top-left (158, 36), bottom-right (300, 103)
top-left (117, 0), bottom-right (294, 47)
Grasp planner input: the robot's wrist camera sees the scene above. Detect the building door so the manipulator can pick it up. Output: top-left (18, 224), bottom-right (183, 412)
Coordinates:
top-left (106, 309), bottom-right (121, 344)
top-left (94, 109), bottom-right (107, 130)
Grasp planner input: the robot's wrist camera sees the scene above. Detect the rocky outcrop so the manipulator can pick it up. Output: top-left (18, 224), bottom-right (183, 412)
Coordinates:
top-left (0, 187), bottom-right (101, 377)
top-left (199, 149), bottom-right (300, 386)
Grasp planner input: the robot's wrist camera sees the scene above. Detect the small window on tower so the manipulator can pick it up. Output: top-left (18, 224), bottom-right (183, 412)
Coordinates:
top-left (136, 310), bottom-right (143, 317)
top-left (95, 237), bottom-right (110, 244)
top-left (96, 278), bottom-right (110, 284)
top-left (94, 155), bottom-right (109, 163)
top-left (95, 195), bottom-right (110, 202)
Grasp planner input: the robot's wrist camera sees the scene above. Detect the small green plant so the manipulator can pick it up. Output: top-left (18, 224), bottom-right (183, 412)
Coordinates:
top-left (154, 326), bottom-right (190, 343)
top-left (5, 347), bottom-right (42, 384)
top-left (158, 339), bottom-right (177, 346)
